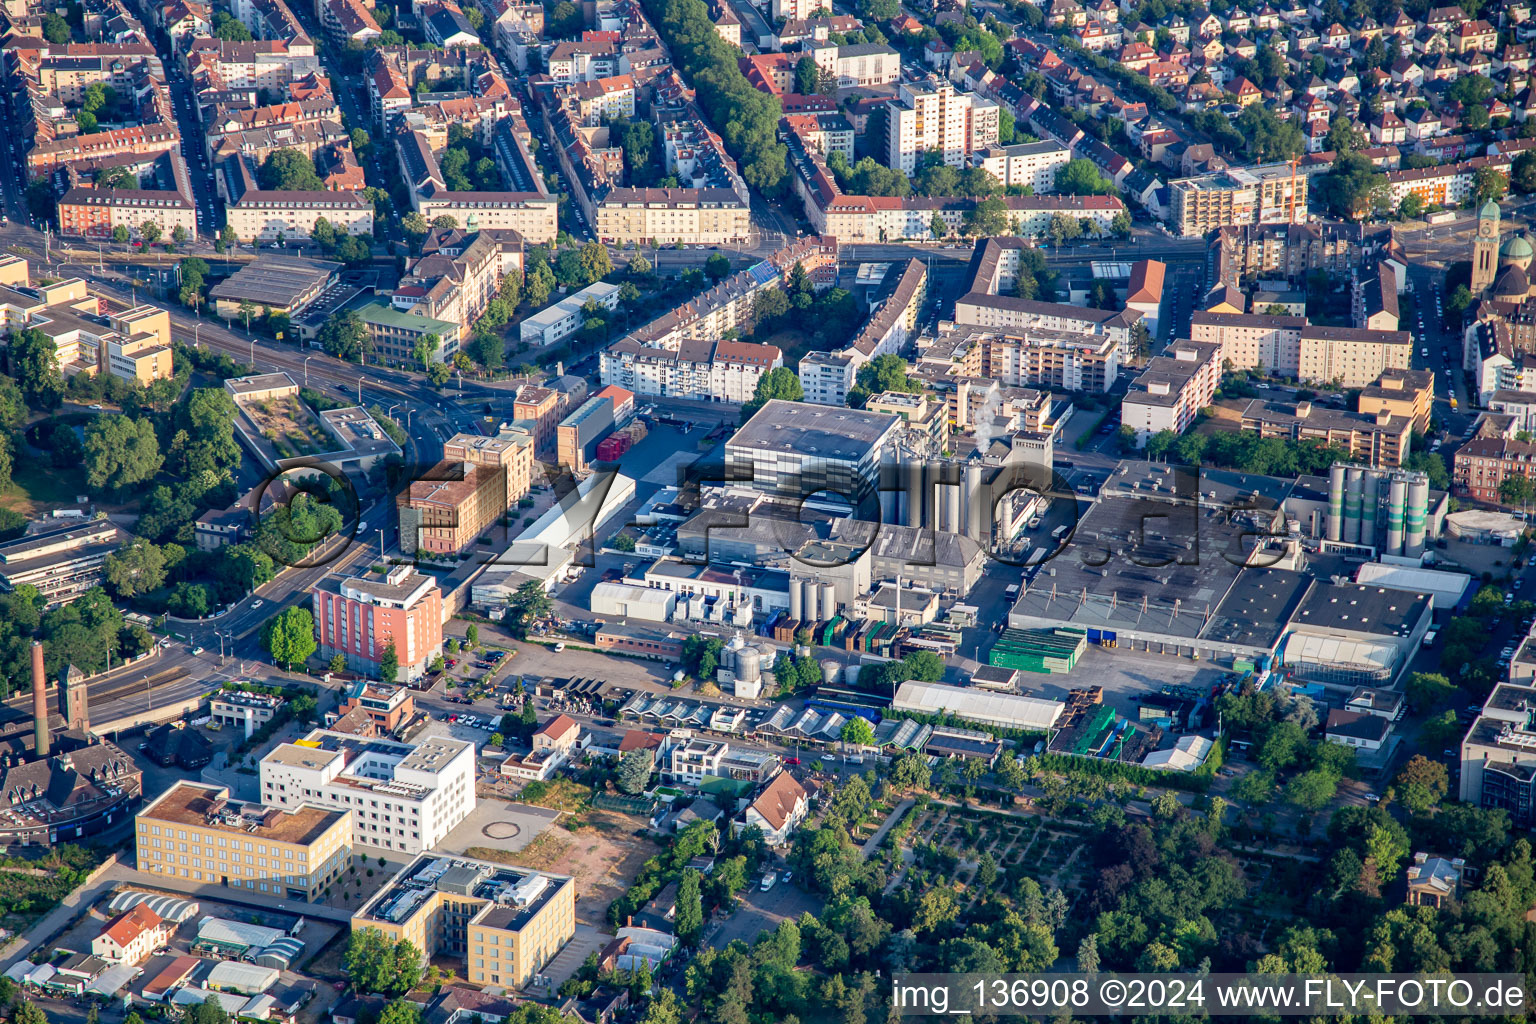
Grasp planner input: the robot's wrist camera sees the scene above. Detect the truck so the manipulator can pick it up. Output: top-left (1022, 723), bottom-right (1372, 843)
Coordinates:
top-left (1423, 630), bottom-right (1438, 648)
top-left (760, 872), bottom-right (777, 892)
top-left (1004, 583), bottom-right (1021, 600)
top-left (1051, 525), bottom-right (1071, 542)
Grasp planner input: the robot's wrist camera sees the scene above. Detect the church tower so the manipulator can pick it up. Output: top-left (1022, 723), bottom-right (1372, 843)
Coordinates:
top-left (1473, 199), bottom-right (1501, 293)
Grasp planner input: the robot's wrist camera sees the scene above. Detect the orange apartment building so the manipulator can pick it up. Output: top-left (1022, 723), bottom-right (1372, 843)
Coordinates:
top-left (58, 187), bottom-right (198, 241)
top-left (28, 124), bottom-right (180, 175)
top-left (313, 566), bottom-right (443, 682)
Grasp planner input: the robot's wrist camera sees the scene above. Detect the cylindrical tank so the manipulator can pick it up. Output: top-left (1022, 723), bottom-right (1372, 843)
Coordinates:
top-left (1344, 467), bottom-right (1363, 545)
top-left (821, 582), bottom-right (837, 619)
top-left (1327, 463), bottom-right (1345, 542)
top-left (736, 646), bottom-right (761, 684)
top-left (821, 659), bottom-right (841, 684)
top-left (1406, 475), bottom-right (1430, 555)
top-left (879, 478), bottom-right (898, 524)
top-left (945, 477), bottom-right (962, 534)
top-left (1386, 474), bottom-right (1407, 555)
top-left (905, 460), bottom-right (928, 529)
top-left (789, 581), bottom-right (803, 620)
top-left (1360, 471), bottom-right (1380, 550)
top-left (802, 580), bottom-right (820, 623)
top-left (965, 463), bottom-right (985, 542)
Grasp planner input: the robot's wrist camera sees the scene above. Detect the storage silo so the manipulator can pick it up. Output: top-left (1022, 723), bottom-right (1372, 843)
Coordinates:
top-left (789, 581), bottom-right (803, 620)
top-left (1327, 463), bottom-right (1345, 542)
top-left (821, 659), bottom-right (842, 684)
top-left (944, 477), bottom-right (962, 534)
top-left (736, 645), bottom-right (762, 687)
top-left (1385, 474), bottom-right (1407, 556)
top-left (821, 582), bottom-right (838, 619)
top-left (1406, 475), bottom-right (1430, 555)
top-left (965, 463), bottom-right (985, 542)
top-left (1344, 467), bottom-right (1364, 544)
top-left (802, 580), bottom-right (820, 622)
top-left (1360, 471), bottom-right (1381, 549)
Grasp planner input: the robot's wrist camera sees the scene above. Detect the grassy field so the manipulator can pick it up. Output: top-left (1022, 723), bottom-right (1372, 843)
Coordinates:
top-left (1, 458), bottom-right (87, 515)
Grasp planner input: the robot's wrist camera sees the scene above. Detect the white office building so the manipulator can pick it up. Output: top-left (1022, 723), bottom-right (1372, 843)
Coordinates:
top-left (259, 729), bottom-right (476, 855)
top-left (519, 281), bottom-right (622, 349)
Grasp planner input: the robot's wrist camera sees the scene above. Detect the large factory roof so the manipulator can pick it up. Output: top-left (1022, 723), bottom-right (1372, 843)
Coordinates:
top-left (729, 400), bottom-right (898, 461)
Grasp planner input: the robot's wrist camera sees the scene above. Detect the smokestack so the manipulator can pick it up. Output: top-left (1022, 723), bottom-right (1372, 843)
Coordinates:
top-left (31, 642), bottom-right (49, 759)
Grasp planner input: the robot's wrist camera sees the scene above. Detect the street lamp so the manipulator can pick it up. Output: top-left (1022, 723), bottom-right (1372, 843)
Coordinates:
top-left (304, 355), bottom-right (314, 385)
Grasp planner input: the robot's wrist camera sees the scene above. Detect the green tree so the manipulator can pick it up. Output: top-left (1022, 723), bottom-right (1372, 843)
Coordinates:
top-left (509, 579), bottom-right (553, 632)
top-left (318, 309), bottom-right (369, 362)
top-left (930, 211), bottom-right (948, 239)
top-left (7, 328), bottom-right (65, 409)
top-left (848, 353), bottom-right (918, 406)
top-left (964, 196), bottom-right (1011, 237)
top-left (1393, 755), bottom-right (1448, 815)
top-left (795, 56), bottom-right (820, 94)
top-left (264, 605), bottom-right (318, 669)
top-left (617, 748), bottom-right (654, 794)
top-left (378, 639), bottom-right (399, 682)
top-left (344, 928), bottom-right (425, 996)
top-left (84, 414), bottom-right (163, 495)
top-left (676, 868), bottom-right (704, 945)
top-left (104, 539), bottom-right (168, 598)
top-left (704, 253), bottom-right (732, 281)
top-left (1316, 152), bottom-right (1388, 220)
top-left (212, 10), bottom-right (252, 38)
top-left (259, 148), bottom-right (325, 191)
top-left (1474, 165), bottom-right (1510, 204)
top-left (1286, 768), bottom-right (1340, 811)
top-left (741, 366), bottom-right (803, 419)
top-left (1404, 671), bottom-right (1455, 714)
top-left (840, 716), bottom-right (875, 746)
top-left (111, 224), bottom-right (130, 243)
top-left (1054, 158), bottom-right (1115, 196)
top-left (41, 12), bottom-right (70, 41)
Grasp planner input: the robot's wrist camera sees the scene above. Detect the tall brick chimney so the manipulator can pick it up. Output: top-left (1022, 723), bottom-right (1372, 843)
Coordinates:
top-left (30, 641), bottom-right (49, 759)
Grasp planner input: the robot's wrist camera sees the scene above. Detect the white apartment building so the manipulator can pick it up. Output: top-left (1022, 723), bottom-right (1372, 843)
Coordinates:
top-left (973, 140), bottom-right (1072, 192)
top-left (773, 0), bottom-right (829, 21)
top-left (260, 729), bottom-right (476, 855)
top-left (226, 191), bottom-right (373, 242)
top-left (885, 79), bottom-right (999, 174)
top-left (1120, 339), bottom-right (1221, 443)
top-left (520, 281), bottom-right (622, 348)
top-left (807, 42), bottom-right (900, 87)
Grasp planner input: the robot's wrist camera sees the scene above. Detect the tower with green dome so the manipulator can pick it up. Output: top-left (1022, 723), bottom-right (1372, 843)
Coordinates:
top-left (1472, 198), bottom-right (1501, 294)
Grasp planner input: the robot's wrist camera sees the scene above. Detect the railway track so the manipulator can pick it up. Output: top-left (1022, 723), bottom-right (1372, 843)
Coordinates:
top-left (0, 665), bottom-right (192, 728)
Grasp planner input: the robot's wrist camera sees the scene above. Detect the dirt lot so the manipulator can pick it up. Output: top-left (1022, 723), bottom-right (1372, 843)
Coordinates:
top-left (468, 810), bottom-right (660, 927)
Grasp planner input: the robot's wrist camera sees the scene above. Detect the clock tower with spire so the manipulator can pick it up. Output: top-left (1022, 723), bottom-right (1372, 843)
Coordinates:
top-left (1472, 199), bottom-right (1501, 294)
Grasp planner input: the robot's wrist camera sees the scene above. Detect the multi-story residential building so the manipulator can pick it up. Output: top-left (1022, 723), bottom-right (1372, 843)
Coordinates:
top-left (1454, 436), bottom-right (1536, 503)
top-left (956, 324), bottom-right (1123, 392)
top-left (1190, 309), bottom-right (1305, 374)
top-left (396, 124), bottom-right (559, 244)
top-left (0, 520), bottom-right (129, 608)
top-left (1357, 368), bottom-right (1434, 433)
top-left (261, 729), bottom-right (475, 854)
top-left (57, 188), bottom-right (198, 242)
top-left (183, 38), bottom-right (321, 92)
top-left (592, 188), bottom-right (750, 246)
top-left (312, 566), bottom-right (445, 682)
top-left (800, 259), bottom-right (928, 406)
top-left (226, 190), bottom-right (373, 242)
top-left (972, 140), bottom-right (1072, 192)
top-left (353, 854), bottom-right (575, 988)
top-left (1383, 154), bottom-right (1512, 210)
top-left (772, 0), bottom-right (829, 23)
top-left (318, 0), bottom-right (382, 45)
top-left (1120, 339), bottom-right (1221, 443)
top-left (1168, 163), bottom-right (1307, 236)
top-left (559, 74), bottom-right (636, 126)
top-left (737, 771), bottom-right (810, 846)
top-left (27, 124), bottom-right (180, 175)
top-left (884, 78), bottom-right (999, 174)
top-left (135, 782), bottom-right (352, 902)
top-left (1240, 399), bottom-right (1412, 468)
top-left (779, 113), bottom-right (854, 160)
top-left (665, 737), bottom-right (781, 784)
top-left (1296, 325), bottom-right (1413, 387)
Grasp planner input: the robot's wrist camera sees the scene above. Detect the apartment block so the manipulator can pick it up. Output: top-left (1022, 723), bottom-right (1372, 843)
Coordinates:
top-left (884, 78), bottom-right (999, 174)
top-left (1454, 436), bottom-right (1536, 503)
top-left (1240, 399), bottom-right (1411, 468)
top-left (353, 854), bottom-right (575, 989)
top-left (58, 188), bottom-right (198, 243)
top-left (1357, 368), bottom-right (1434, 433)
top-left (1169, 163), bottom-right (1306, 237)
top-left (312, 566), bottom-right (444, 682)
top-left (1120, 339), bottom-right (1221, 443)
top-left (593, 187), bottom-right (751, 247)
top-left (1189, 310), bottom-right (1306, 375)
top-left (1296, 326), bottom-right (1413, 388)
top-left (226, 190), bottom-right (373, 242)
top-left (135, 782), bottom-right (352, 902)
top-left (261, 728), bottom-right (475, 854)
top-left (972, 140), bottom-right (1072, 192)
